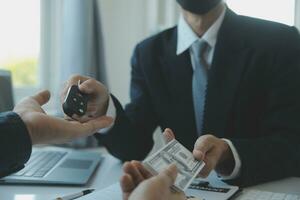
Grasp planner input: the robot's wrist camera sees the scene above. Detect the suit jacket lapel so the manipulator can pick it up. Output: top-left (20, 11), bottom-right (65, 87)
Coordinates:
top-left (203, 9), bottom-right (250, 138)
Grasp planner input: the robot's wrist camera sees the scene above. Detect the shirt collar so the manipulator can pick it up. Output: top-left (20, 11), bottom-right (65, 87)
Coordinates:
top-left (176, 7), bottom-right (226, 55)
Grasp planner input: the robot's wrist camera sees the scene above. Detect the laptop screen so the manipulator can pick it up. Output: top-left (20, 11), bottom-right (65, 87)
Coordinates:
top-left (0, 70), bottom-right (14, 112)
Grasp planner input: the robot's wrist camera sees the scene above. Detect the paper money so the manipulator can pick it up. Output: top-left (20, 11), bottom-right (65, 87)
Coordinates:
top-left (143, 139), bottom-right (205, 192)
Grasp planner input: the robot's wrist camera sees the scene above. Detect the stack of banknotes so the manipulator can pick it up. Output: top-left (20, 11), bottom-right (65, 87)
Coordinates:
top-left (143, 139), bottom-right (205, 192)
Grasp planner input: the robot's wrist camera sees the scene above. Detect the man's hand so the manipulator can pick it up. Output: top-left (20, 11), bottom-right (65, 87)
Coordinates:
top-left (61, 75), bottom-right (110, 122)
top-left (120, 161), bottom-right (185, 200)
top-left (14, 90), bottom-right (113, 145)
top-left (164, 129), bottom-right (235, 178)
top-left (193, 135), bottom-right (235, 178)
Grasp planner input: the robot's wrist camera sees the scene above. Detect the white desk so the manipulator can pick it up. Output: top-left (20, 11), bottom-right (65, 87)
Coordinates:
top-left (0, 148), bottom-right (300, 200)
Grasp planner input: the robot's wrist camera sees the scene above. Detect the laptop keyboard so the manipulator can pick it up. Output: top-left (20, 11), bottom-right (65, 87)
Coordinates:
top-left (235, 190), bottom-right (300, 200)
top-left (13, 150), bottom-right (67, 178)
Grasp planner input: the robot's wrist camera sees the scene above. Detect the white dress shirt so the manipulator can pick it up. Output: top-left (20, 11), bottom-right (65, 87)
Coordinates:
top-left (98, 7), bottom-right (241, 180)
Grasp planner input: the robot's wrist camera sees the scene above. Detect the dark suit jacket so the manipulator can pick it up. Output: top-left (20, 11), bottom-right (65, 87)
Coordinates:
top-left (96, 9), bottom-right (300, 186)
top-left (0, 112), bottom-right (32, 178)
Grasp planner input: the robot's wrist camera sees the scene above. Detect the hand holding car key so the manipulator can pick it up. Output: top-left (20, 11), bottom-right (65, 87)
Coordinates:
top-left (61, 75), bottom-right (110, 124)
top-left (63, 80), bottom-right (89, 118)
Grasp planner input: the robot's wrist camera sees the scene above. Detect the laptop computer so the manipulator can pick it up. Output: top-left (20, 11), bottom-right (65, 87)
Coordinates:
top-left (0, 147), bottom-right (102, 185)
top-left (0, 69), bottom-right (14, 112)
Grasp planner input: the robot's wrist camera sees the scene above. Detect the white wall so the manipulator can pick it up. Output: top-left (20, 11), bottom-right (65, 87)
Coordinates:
top-left (296, 0), bottom-right (300, 30)
top-left (99, 0), bottom-right (179, 105)
top-left (99, 0), bottom-right (147, 104)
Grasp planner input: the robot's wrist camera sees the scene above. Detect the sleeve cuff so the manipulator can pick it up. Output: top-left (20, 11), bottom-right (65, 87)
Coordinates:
top-left (218, 138), bottom-right (242, 180)
top-left (97, 95), bottom-right (116, 134)
top-left (0, 112), bottom-right (32, 176)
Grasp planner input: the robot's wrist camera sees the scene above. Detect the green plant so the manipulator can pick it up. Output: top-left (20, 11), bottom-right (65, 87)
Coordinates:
top-left (0, 58), bottom-right (38, 87)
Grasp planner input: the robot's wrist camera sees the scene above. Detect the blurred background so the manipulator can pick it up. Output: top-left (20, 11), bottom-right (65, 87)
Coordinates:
top-left (0, 0), bottom-right (299, 147)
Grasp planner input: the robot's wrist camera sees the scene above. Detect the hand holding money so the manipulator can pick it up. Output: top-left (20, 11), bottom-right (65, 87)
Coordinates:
top-left (193, 135), bottom-right (235, 178)
top-left (120, 129), bottom-right (206, 200)
top-left (165, 129), bottom-right (235, 178)
top-left (121, 161), bottom-right (186, 200)
top-left (143, 139), bottom-right (205, 192)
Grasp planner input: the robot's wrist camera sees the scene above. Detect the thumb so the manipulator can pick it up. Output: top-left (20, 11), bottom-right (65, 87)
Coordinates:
top-left (78, 79), bottom-right (100, 95)
top-left (32, 90), bottom-right (51, 106)
top-left (157, 164), bottom-right (178, 186)
top-left (163, 128), bottom-right (175, 144)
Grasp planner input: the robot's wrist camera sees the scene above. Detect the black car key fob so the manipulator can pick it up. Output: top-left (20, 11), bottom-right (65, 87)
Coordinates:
top-left (63, 85), bottom-right (88, 118)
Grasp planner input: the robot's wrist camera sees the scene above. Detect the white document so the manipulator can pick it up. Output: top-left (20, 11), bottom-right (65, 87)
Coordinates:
top-left (77, 176), bottom-right (239, 200)
top-left (77, 179), bottom-right (239, 200)
top-left (78, 156), bottom-right (238, 200)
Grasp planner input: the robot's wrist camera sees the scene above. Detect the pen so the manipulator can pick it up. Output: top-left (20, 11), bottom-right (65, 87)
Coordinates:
top-left (56, 189), bottom-right (95, 200)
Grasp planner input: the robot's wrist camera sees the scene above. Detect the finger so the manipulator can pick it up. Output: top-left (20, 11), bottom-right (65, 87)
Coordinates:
top-left (157, 163), bottom-right (178, 186)
top-left (198, 161), bottom-right (215, 178)
top-left (198, 152), bottom-right (219, 178)
top-left (29, 115), bottom-right (112, 144)
top-left (78, 78), bottom-right (104, 95)
top-left (193, 149), bottom-right (205, 161)
top-left (120, 174), bottom-right (135, 200)
top-left (51, 116), bottom-right (113, 140)
top-left (32, 90), bottom-right (51, 106)
top-left (86, 105), bottom-right (99, 115)
top-left (76, 116), bottom-right (114, 134)
top-left (64, 115), bottom-right (74, 121)
top-left (193, 136), bottom-right (214, 160)
top-left (71, 114), bottom-right (92, 123)
top-left (61, 75), bottom-right (90, 102)
top-left (198, 164), bottom-right (211, 178)
top-left (123, 161), bottom-right (145, 186)
top-left (68, 74), bottom-right (91, 86)
top-left (131, 161), bottom-right (153, 179)
top-left (163, 128), bottom-right (175, 144)
top-left (120, 173), bottom-right (135, 193)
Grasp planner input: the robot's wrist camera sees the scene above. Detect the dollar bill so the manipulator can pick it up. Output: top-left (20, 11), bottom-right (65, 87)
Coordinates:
top-left (143, 139), bottom-right (205, 192)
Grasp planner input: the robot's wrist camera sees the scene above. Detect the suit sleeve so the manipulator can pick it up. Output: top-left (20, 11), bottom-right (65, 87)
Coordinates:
top-left (95, 45), bottom-right (159, 161)
top-left (0, 112), bottom-right (32, 178)
top-left (228, 28), bottom-right (300, 187)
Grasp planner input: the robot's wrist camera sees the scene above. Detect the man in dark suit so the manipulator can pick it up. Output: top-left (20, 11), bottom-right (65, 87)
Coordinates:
top-left (62, 0), bottom-right (300, 186)
top-left (0, 90), bottom-right (112, 178)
